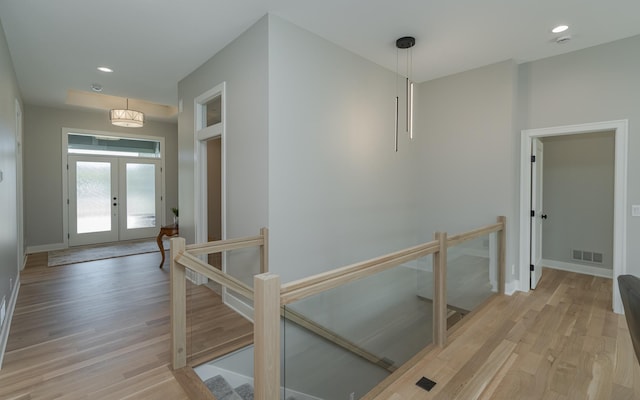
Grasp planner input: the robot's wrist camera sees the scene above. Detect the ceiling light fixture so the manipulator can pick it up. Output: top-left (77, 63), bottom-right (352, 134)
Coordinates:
top-left (395, 36), bottom-right (416, 151)
top-left (110, 98), bottom-right (144, 128)
top-left (552, 25), bottom-right (569, 33)
top-left (97, 66), bottom-right (114, 73)
top-left (90, 83), bottom-right (103, 92)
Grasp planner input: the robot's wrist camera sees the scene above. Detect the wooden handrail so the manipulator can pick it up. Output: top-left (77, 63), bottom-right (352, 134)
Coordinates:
top-left (280, 241), bottom-right (439, 304)
top-left (447, 222), bottom-right (503, 248)
top-left (186, 235), bottom-right (264, 256)
top-left (176, 251), bottom-right (255, 300)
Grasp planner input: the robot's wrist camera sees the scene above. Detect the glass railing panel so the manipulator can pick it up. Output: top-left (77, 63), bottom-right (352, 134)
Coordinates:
top-left (446, 233), bottom-right (497, 325)
top-left (283, 257), bottom-right (434, 399)
top-left (225, 245), bottom-right (263, 290)
top-left (185, 256), bottom-right (255, 368)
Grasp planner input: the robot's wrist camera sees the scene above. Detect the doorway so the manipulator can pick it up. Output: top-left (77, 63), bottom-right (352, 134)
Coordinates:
top-left (519, 120), bottom-right (628, 313)
top-left (68, 155), bottom-right (161, 246)
top-left (62, 129), bottom-right (166, 248)
top-left (193, 82), bottom-right (226, 285)
top-left (206, 137), bottom-right (222, 269)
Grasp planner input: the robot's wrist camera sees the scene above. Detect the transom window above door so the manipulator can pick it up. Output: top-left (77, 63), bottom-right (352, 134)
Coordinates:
top-left (67, 133), bottom-right (161, 158)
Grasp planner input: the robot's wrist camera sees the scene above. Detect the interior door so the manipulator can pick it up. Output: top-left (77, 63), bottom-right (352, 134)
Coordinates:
top-left (69, 156), bottom-right (162, 246)
top-left (530, 138), bottom-right (544, 289)
top-left (69, 155), bottom-right (119, 246)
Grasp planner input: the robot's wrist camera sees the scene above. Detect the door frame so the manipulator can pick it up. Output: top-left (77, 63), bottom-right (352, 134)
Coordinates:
top-left (518, 119), bottom-right (628, 313)
top-left (61, 128), bottom-right (166, 248)
top-left (194, 82), bottom-right (226, 247)
top-left (15, 99), bottom-right (24, 270)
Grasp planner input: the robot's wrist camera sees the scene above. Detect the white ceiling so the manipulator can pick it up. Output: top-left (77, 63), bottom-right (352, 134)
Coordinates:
top-left (1, 0), bottom-right (640, 116)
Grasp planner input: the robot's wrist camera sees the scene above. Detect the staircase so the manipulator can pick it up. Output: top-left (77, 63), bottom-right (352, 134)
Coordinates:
top-left (204, 375), bottom-right (299, 400)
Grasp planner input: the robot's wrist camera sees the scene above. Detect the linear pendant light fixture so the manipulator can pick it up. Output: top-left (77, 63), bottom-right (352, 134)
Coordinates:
top-left (110, 98), bottom-right (144, 128)
top-left (395, 36), bottom-right (416, 150)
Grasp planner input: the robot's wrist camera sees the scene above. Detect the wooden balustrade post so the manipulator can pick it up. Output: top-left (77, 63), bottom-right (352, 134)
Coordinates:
top-left (433, 232), bottom-right (447, 347)
top-left (170, 237), bottom-right (187, 370)
top-left (497, 216), bottom-right (507, 295)
top-left (254, 273), bottom-right (281, 400)
top-left (260, 227), bottom-right (269, 274)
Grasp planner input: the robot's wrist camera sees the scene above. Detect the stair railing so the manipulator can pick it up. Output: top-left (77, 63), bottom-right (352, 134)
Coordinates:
top-left (253, 216), bottom-right (506, 400)
top-left (170, 218), bottom-right (507, 400)
top-left (170, 228), bottom-right (268, 370)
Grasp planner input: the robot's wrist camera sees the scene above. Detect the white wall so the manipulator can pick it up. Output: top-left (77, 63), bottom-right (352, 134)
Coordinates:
top-left (542, 132), bottom-right (614, 269)
top-left (518, 34), bottom-right (640, 279)
top-left (268, 15), bottom-right (419, 283)
top-left (178, 15), bottom-right (269, 285)
top-left (23, 104), bottom-right (178, 248)
top-left (412, 60), bottom-right (519, 282)
top-left (0, 17), bottom-right (21, 365)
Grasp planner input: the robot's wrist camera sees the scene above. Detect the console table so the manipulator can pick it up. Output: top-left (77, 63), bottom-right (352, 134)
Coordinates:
top-left (157, 223), bottom-right (179, 268)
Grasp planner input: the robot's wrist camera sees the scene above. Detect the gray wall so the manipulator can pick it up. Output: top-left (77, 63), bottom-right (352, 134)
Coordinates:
top-left (177, 15), bottom-right (269, 285)
top-left (542, 132), bottom-right (614, 269)
top-left (0, 18), bottom-right (21, 347)
top-left (268, 15), bottom-right (419, 283)
top-left (23, 105), bottom-right (178, 248)
top-left (176, 17), bottom-right (640, 295)
top-left (413, 60), bottom-right (519, 282)
top-left (518, 34), bottom-right (640, 280)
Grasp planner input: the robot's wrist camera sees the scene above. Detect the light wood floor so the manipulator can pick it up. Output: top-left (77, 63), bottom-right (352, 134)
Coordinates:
top-left (0, 251), bottom-right (252, 400)
top-left (369, 268), bottom-right (640, 400)
top-left (4, 255), bottom-right (638, 400)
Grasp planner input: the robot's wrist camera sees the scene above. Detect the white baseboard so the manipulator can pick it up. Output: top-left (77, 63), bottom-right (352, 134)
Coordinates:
top-left (542, 259), bottom-right (613, 279)
top-left (505, 279), bottom-right (520, 295)
top-left (26, 242), bottom-right (66, 254)
top-left (0, 276), bottom-right (20, 369)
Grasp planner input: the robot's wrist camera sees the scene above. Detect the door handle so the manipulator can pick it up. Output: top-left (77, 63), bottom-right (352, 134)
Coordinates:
top-left (541, 214), bottom-right (548, 219)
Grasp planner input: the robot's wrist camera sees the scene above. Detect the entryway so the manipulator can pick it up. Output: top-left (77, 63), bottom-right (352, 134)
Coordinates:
top-left (68, 155), bottom-right (161, 246)
top-left (519, 120), bottom-right (628, 313)
top-left (62, 130), bottom-right (166, 248)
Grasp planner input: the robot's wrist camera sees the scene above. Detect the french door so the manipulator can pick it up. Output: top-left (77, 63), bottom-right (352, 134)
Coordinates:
top-left (68, 155), bottom-right (161, 246)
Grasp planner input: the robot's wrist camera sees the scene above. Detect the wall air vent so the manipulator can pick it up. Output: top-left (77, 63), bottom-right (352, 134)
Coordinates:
top-left (571, 249), bottom-right (603, 264)
top-left (572, 249), bottom-right (582, 261)
top-left (593, 252), bottom-right (603, 264)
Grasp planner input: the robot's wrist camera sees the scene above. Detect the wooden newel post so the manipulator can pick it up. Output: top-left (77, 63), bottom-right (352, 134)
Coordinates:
top-left (254, 273), bottom-right (280, 400)
top-left (497, 216), bottom-right (507, 295)
top-left (170, 237), bottom-right (187, 370)
top-left (433, 232), bottom-right (447, 347)
top-left (260, 227), bottom-right (269, 274)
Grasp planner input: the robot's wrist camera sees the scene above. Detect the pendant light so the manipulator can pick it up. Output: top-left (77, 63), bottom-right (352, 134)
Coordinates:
top-left (110, 98), bottom-right (144, 128)
top-left (395, 36), bottom-right (416, 150)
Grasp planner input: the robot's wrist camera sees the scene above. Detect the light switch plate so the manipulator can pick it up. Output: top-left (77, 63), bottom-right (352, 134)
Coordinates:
top-left (632, 205), bottom-right (640, 217)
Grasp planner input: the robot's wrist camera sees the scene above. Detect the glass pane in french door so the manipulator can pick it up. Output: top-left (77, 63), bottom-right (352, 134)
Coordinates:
top-left (76, 161), bottom-right (112, 233)
top-left (126, 163), bottom-right (156, 229)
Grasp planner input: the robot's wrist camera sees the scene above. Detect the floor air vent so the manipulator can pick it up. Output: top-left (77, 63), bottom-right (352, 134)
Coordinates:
top-left (416, 376), bottom-right (437, 392)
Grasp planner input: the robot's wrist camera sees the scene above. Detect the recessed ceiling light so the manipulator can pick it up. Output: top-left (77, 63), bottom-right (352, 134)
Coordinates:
top-left (97, 66), bottom-right (113, 73)
top-left (552, 25), bottom-right (569, 34)
top-left (90, 83), bottom-right (103, 92)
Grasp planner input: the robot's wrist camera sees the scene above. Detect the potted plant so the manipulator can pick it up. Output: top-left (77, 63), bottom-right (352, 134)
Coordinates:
top-left (171, 207), bottom-right (179, 225)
